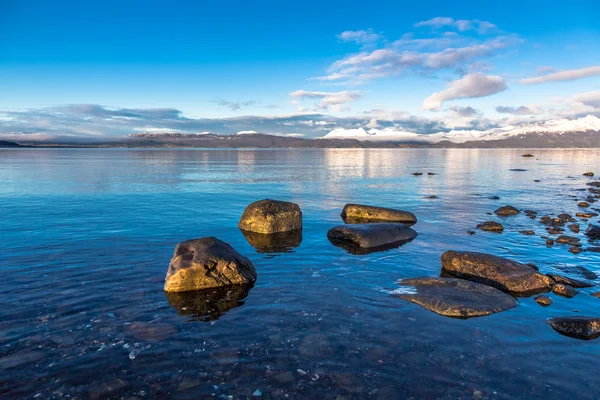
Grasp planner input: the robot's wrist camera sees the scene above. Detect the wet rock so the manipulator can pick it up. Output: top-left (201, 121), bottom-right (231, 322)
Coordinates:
top-left (534, 295), bottom-right (552, 307)
top-left (585, 224), bottom-right (600, 240)
top-left (476, 221), bottom-right (504, 233)
top-left (510, 168), bottom-right (527, 172)
top-left (522, 154), bottom-right (534, 157)
top-left (534, 179), bottom-right (541, 182)
top-left (546, 239), bottom-right (554, 246)
top-left (164, 237), bottom-right (257, 292)
top-left (552, 283), bottom-right (579, 298)
top-left (588, 247), bottom-right (600, 252)
top-left (489, 196), bottom-right (500, 200)
top-left (587, 181), bottom-right (600, 187)
top-left (327, 223), bottom-right (417, 253)
top-left (556, 265), bottom-right (598, 280)
top-left (494, 205), bottom-right (520, 216)
top-left (546, 227), bottom-right (564, 235)
top-left (427, 172), bottom-right (436, 175)
top-left (583, 172), bottom-right (594, 177)
top-left (240, 229), bottom-right (302, 253)
top-left (558, 214), bottom-right (576, 222)
top-left (555, 235), bottom-right (581, 246)
top-left (546, 274), bottom-right (593, 288)
top-left (519, 230), bottom-right (535, 235)
top-left (238, 199), bottom-right (302, 234)
top-left (569, 246), bottom-right (582, 254)
top-left (88, 379), bottom-right (129, 400)
top-left (568, 223), bottom-right (580, 233)
top-left (441, 251), bottom-right (553, 295)
top-left (126, 322), bottom-right (177, 342)
top-left (341, 204), bottom-right (417, 224)
top-left (467, 229), bottom-right (476, 235)
top-left (166, 284), bottom-right (253, 322)
top-left (592, 292), bottom-right (600, 298)
top-left (425, 195), bottom-right (438, 199)
top-left (395, 277), bottom-right (517, 318)
top-left (547, 316), bottom-right (600, 340)
top-left (576, 212), bottom-right (599, 218)
top-left (578, 202), bottom-right (590, 208)
top-left (412, 172), bottom-right (423, 176)
top-left (526, 263), bottom-right (539, 271)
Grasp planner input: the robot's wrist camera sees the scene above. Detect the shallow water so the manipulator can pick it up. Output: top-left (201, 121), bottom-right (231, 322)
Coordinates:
top-left (1, 148), bottom-right (599, 399)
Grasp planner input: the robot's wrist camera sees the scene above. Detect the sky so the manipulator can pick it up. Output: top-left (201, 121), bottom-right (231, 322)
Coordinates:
top-left (1, 0), bottom-right (600, 141)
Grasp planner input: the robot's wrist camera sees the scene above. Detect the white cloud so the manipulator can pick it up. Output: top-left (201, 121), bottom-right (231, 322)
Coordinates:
top-left (495, 105), bottom-right (543, 115)
top-left (414, 17), bottom-right (497, 34)
top-left (521, 66), bottom-right (600, 84)
top-left (423, 73), bottom-right (507, 110)
top-left (338, 29), bottom-right (381, 44)
top-left (289, 90), bottom-right (362, 111)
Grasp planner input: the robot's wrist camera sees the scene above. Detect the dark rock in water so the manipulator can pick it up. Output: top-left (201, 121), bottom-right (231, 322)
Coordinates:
top-left (164, 237), bottom-right (257, 293)
top-left (166, 284), bottom-right (253, 322)
top-left (539, 215), bottom-right (551, 224)
top-left (412, 172), bottom-right (423, 176)
top-left (327, 223), bottom-right (417, 254)
top-left (519, 230), bottom-right (535, 235)
top-left (547, 316), bottom-right (600, 340)
top-left (534, 180), bottom-right (541, 182)
top-left (477, 221), bottom-right (504, 233)
top-left (441, 251), bottom-right (553, 295)
top-left (524, 209), bottom-right (537, 215)
top-left (546, 227), bottom-right (564, 235)
top-left (557, 213), bottom-right (576, 222)
top-left (587, 181), bottom-right (600, 187)
top-left (552, 283), bottom-right (579, 298)
top-left (546, 274), bottom-right (594, 288)
top-left (522, 154), bottom-right (534, 157)
top-left (546, 239), bottom-right (555, 246)
top-left (394, 277), bottom-right (517, 318)
top-left (569, 246), bottom-right (582, 254)
top-left (241, 229), bottom-right (301, 253)
top-left (238, 199), bottom-right (302, 234)
top-left (568, 223), bottom-right (580, 233)
top-left (509, 168), bottom-right (528, 172)
top-left (489, 196), bottom-right (500, 200)
top-left (467, 230), bottom-right (476, 235)
top-left (495, 205), bottom-right (520, 216)
top-left (592, 292), bottom-right (600, 298)
top-left (341, 204), bottom-right (417, 224)
top-left (585, 224), bottom-right (600, 240)
top-left (578, 202), bottom-right (590, 208)
top-left (576, 212), bottom-right (598, 218)
top-left (534, 295), bottom-right (552, 307)
top-left (583, 172), bottom-right (594, 177)
top-left (425, 195), bottom-right (438, 199)
top-left (526, 263), bottom-right (539, 271)
top-left (588, 247), bottom-right (600, 253)
top-left (427, 172), bottom-right (436, 175)
top-left (555, 265), bottom-right (598, 280)
top-left (555, 235), bottom-right (581, 246)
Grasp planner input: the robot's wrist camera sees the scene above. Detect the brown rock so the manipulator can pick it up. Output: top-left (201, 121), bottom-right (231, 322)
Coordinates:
top-left (327, 223), bottom-right (417, 253)
top-left (440, 251), bottom-right (553, 295)
top-left (546, 274), bottom-right (594, 288)
top-left (164, 237), bottom-right (256, 292)
top-left (568, 223), bottom-right (580, 233)
top-left (552, 283), bottom-right (579, 298)
top-left (477, 221), bottom-right (504, 233)
top-left (238, 199), bottom-right (302, 234)
top-left (340, 203), bottom-right (417, 224)
top-left (548, 316), bottom-right (600, 340)
top-left (519, 230), bottom-right (535, 235)
top-left (395, 277), bottom-right (517, 318)
top-left (583, 172), bottom-right (594, 177)
top-left (522, 154), bottom-right (534, 157)
top-left (555, 235), bottom-right (581, 246)
top-left (494, 205), bottom-right (520, 216)
top-left (534, 295), bottom-right (552, 307)
top-left (578, 202), bottom-right (590, 208)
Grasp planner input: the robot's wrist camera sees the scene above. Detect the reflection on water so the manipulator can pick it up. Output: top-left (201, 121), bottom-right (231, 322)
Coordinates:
top-left (1, 148), bottom-right (600, 399)
top-left (240, 229), bottom-right (302, 253)
top-left (166, 284), bottom-right (253, 322)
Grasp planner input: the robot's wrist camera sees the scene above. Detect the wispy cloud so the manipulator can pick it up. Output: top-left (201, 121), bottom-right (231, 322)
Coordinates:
top-left (289, 90), bottom-right (362, 111)
top-left (495, 105), bottom-right (542, 115)
top-left (414, 17), bottom-right (497, 34)
top-left (521, 66), bottom-right (600, 84)
top-left (337, 29), bottom-right (382, 45)
top-left (422, 73), bottom-right (507, 110)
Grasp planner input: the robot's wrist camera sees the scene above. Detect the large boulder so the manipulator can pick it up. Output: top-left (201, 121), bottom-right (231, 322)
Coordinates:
top-left (340, 204), bottom-right (417, 224)
top-left (327, 223), bottom-right (417, 253)
top-left (441, 251), bottom-right (553, 296)
top-left (585, 224), bottom-right (600, 240)
top-left (164, 237), bottom-right (257, 293)
top-left (547, 317), bottom-right (600, 340)
top-left (238, 199), bottom-right (302, 234)
top-left (395, 277), bottom-right (517, 318)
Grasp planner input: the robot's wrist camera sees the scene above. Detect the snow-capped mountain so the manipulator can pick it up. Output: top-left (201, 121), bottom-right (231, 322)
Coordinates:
top-left (321, 115), bottom-right (600, 144)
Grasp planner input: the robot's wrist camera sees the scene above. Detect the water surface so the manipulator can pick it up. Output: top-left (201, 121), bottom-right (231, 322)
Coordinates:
top-left (1, 148), bottom-right (599, 399)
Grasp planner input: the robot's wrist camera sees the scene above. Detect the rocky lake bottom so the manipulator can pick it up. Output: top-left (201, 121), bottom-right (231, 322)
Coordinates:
top-left (1, 148), bottom-right (600, 399)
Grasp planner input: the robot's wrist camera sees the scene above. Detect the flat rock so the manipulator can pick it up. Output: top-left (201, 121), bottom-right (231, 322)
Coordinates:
top-left (588, 247), bottom-right (600, 253)
top-left (477, 221), bottom-right (504, 233)
top-left (547, 316), bottom-right (600, 340)
top-left (395, 277), bottom-right (517, 318)
top-left (522, 154), bottom-right (534, 157)
top-left (585, 224), bottom-right (600, 240)
top-left (578, 202), bottom-right (590, 208)
top-left (441, 251), bottom-right (553, 296)
top-left (546, 274), bottom-right (594, 288)
top-left (552, 283), bottom-right (579, 298)
top-left (340, 203), bottom-right (417, 224)
top-left (164, 237), bottom-right (257, 292)
top-left (519, 230), bottom-right (535, 235)
top-left (555, 265), bottom-right (598, 280)
top-left (534, 295), bottom-right (552, 307)
top-left (238, 199), bottom-right (302, 234)
top-left (555, 235), bottom-right (581, 246)
top-left (583, 172), bottom-right (594, 177)
top-left (327, 223), bottom-right (417, 253)
top-left (494, 205), bottom-right (520, 216)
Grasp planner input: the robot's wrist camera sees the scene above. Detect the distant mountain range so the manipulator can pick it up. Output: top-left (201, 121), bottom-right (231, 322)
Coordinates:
top-left (3, 115), bottom-right (600, 148)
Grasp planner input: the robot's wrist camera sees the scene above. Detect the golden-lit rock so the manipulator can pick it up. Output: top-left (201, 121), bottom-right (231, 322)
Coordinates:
top-left (238, 199), bottom-right (302, 234)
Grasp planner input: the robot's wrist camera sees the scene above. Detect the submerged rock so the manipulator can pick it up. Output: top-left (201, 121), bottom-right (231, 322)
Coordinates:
top-left (164, 237), bottom-right (257, 293)
top-left (555, 265), bottom-right (598, 280)
top-left (166, 284), bottom-right (252, 322)
top-left (519, 230), bottom-right (535, 235)
top-left (548, 316), bottom-right (600, 340)
top-left (441, 251), bottom-right (553, 295)
top-left (238, 199), bottom-right (302, 234)
top-left (585, 224), bottom-right (600, 240)
top-left (546, 274), bottom-right (594, 288)
top-left (327, 223), bottom-right (417, 254)
top-left (395, 277), bottom-right (517, 318)
top-left (340, 204), bottom-right (417, 224)
top-left (494, 206), bottom-right (520, 216)
top-left (477, 221), bottom-right (504, 233)
top-left (535, 295), bottom-right (552, 306)
top-left (240, 229), bottom-right (302, 253)
top-left (552, 283), bottom-right (579, 298)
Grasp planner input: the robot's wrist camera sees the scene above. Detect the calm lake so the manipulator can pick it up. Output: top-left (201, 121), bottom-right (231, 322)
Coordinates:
top-left (1, 148), bottom-right (600, 399)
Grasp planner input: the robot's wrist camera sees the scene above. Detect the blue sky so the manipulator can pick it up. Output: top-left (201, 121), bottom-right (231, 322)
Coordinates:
top-left (1, 0), bottom-right (600, 140)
